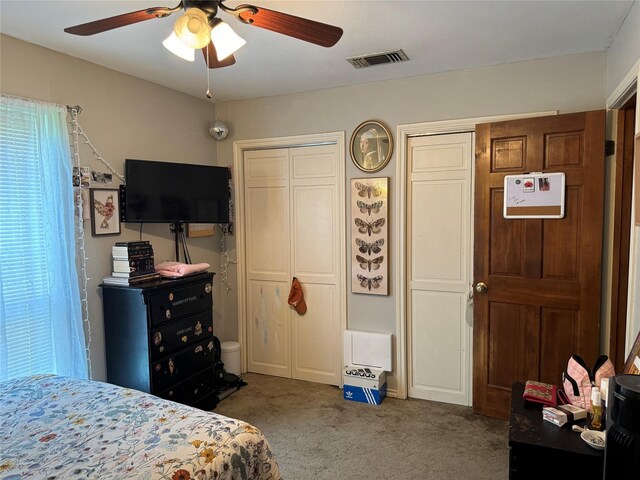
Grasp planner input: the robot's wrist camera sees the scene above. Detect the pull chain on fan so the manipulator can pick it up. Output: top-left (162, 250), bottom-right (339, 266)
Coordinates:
top-left (206, 46), bottom-right (213, 99)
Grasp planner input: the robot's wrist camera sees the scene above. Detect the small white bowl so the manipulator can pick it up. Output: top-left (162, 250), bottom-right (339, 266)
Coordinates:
top-left (581, 430), bottom-right (606, 450)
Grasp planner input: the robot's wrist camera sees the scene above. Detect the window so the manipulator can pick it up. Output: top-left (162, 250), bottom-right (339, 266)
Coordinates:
top-left (0, 95), bottom-right (88, 381)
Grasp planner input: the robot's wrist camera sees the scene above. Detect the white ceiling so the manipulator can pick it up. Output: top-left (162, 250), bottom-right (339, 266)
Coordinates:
top-left (0, 1), bottom-right (634, 102)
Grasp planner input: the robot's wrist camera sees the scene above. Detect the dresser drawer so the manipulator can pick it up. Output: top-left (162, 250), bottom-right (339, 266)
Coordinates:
top-left (151, 338), bottom-right (215, 391)
top-left (149, 311), bottom-right (213, 361)
top-left (159, 367), bottom-right (215, 406)
top-left (147, 281), bottom-right (213, 326)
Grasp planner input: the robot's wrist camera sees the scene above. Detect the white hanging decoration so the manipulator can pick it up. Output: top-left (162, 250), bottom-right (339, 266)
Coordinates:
top-left (219, 229), bottom-right (237, 294)
top-left (72, 114), bottom-right (125, 183)
top-left (68, 106), bottom-right (93, 378)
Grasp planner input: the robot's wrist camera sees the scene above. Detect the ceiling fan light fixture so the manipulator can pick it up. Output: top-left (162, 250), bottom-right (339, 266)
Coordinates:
top-left (210, 19), bottom-right (246, 61)
top-left (174, 8), bottom-right (211, 49)
top-left (163, 32), bottom-right (195, 62)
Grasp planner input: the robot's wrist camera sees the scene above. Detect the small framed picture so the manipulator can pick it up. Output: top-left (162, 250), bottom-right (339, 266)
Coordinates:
top-left (89, 188), bottom-right (121, 236)
top-left (187, 223), bottom-right (215, 237)
top-left (350, 120), bottom-right (393, 173)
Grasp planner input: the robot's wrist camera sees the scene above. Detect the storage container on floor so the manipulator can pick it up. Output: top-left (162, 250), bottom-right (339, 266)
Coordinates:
top-left (221, 341), bottom-right (241, 376)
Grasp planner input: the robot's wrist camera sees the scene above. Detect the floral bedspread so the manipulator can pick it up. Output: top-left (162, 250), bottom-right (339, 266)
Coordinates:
top-left (0, 374), bottom-right (282, 480)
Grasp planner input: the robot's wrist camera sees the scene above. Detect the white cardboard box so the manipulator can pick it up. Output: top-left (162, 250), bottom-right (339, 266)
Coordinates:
top-left (343, 330), bottom-right (392, 371)
top-left (343, 366), bottom-right (386, 388)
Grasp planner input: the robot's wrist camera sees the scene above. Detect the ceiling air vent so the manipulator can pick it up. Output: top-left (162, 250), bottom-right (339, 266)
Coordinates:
top-left (347, 49), bottom-right (409, 69)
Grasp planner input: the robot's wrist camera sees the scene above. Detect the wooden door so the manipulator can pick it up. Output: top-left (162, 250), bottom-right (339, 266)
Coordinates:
top-left (407, 132), bottom-right (474, 405)
top-left (243, 145), bottom-right (342, 386)
top-left (473, 110), bottom-right (605, 419)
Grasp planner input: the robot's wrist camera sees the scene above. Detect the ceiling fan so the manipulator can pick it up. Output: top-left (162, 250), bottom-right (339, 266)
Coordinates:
top-left (64, 1), bottom-right (344, 69)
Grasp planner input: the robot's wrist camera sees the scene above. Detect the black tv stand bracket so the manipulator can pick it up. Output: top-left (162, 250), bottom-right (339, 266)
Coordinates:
top-left (170, 222), bottom-right (192, 264)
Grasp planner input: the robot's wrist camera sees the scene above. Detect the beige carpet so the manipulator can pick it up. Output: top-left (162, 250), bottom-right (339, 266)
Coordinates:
top-left (214, 373), bottom-right (509, 480)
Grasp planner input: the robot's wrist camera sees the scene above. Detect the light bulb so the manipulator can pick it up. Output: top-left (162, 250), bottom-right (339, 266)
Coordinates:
top-left (210, 19), bottom-right (246, 61)
top-left (174, 8), bottom-right (211, 49)
top-left (163, 32), bottom-right (195, 61)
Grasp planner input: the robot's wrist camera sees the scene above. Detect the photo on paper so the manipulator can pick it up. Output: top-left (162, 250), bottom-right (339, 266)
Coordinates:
top-left (523, 177), bottom-right (535, 193)
top-left (91, 171), bottom-right (113, 185)
top-left (80, 166), bottom-right (91, 187)
top-left (82, 189), bottom-right (91, 221)
top-left (538, 177), bottom-right (551, 191)
top-left (72, 167), bottom-right (81, 187)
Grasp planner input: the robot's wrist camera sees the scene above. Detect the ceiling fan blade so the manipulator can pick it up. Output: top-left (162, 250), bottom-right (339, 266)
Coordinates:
top-left (202, 42), bottom-right (236, 69)
top-left (237, 6), bottom-right (343, 47)
top-left (64, 6), bottom-right (177, 36)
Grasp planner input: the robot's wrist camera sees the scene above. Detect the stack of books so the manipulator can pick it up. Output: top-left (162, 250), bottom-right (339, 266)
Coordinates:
top-left (102, 241), bottom-right (160, 286)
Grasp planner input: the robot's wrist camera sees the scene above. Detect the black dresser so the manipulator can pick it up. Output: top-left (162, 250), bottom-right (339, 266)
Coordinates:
top-left (101, 272), bottom-right (217, 410)
top-left (509, 381), bottom-right (604, 479)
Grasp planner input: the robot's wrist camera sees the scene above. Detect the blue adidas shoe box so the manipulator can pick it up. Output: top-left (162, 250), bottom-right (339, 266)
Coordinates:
top-left (343, 383), bottom-right (387, 405)
top-left (343, 366), bottom-right (387, 405)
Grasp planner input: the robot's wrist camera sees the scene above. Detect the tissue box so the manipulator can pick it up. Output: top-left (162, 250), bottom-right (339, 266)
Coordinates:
top-left (542, 404), bottom-right (587, 427)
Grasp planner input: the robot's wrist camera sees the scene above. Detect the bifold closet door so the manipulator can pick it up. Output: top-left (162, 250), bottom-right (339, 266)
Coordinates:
top-left (244, 148), bottom-right (291, 378)
top-left (244, 145), bottom-right (341, 385)
top-left (407, 132), bottom-right (473, 406)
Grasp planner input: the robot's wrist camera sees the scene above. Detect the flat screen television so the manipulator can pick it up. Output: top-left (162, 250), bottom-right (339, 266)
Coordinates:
top-left (123, 159), bottom-right (230, 224)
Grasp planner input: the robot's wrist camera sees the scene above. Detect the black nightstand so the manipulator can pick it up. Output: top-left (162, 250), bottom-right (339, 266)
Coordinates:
top-left (509, 381), bottom-right (604, 479)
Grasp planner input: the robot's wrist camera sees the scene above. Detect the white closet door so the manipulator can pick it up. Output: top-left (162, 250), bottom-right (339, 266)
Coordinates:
top-left (407, 133), bottom-right (473, 405)
top-left (243, 144), bottom-right (341, 386)
top-left (290, 145), bottom-right (340, 385)
top-left (244, 148), bottom-right (291, 377)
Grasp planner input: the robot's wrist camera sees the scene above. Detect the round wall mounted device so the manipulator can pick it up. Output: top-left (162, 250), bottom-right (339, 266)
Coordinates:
top-left (209, 120), bottom-right (229, 141)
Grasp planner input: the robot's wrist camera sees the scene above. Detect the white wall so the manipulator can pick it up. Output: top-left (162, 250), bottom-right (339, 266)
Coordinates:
top-left (215, 52), bottom-right (608, 388)
top-left (0, 35), bottom-right (221, 381)
top-left (605, 0), bottom-right (640, 357)
top-left (606, 0), bottom-right (639, 97)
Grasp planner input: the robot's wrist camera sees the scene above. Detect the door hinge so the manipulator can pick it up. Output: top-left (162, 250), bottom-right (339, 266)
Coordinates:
top-left (605, 140), bottom-right (615, 156)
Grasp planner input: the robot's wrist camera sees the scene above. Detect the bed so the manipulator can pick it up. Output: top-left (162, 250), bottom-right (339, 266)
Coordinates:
top-left (0, 374), bottom-right (282, 480)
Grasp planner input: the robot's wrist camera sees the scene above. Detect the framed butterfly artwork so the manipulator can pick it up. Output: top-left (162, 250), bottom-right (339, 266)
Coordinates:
top-left (351, 178), bottom-right (389, 295)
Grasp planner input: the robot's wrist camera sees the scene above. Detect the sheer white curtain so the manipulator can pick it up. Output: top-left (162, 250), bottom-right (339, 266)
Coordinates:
top-left (0, 94), bottom-right (88, 381)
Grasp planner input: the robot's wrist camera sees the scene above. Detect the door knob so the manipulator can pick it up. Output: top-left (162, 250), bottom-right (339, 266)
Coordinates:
top-left (475, 282), bottom-right (488, 294)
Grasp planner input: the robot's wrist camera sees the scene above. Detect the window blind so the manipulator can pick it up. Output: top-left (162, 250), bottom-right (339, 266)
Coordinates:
top-left (0, 96), bottom-right (87, 381)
